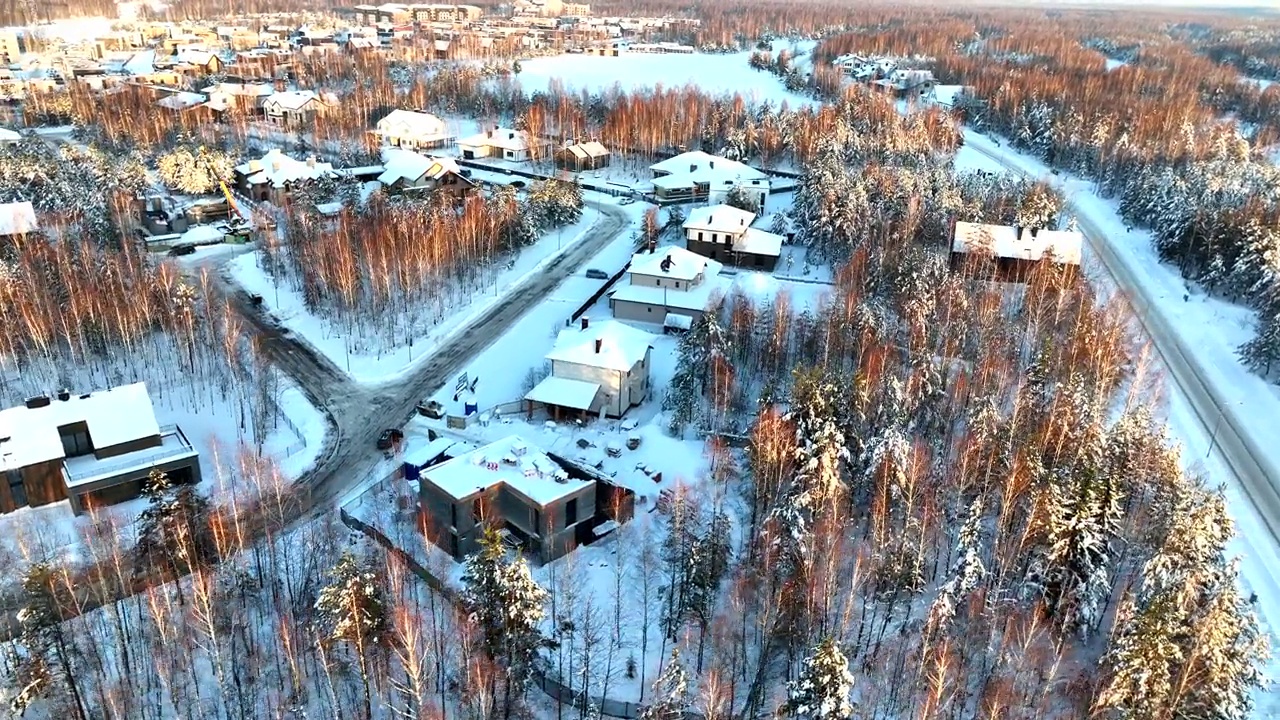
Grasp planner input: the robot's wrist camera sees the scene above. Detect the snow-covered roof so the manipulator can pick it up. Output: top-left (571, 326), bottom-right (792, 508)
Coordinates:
top-left (458, 127), bottom-right (544, 152)
top-left (0, 200), bottom-right (38, 237)
top-left (650, 151), bottom-right (768, 189)
top-left (0, 127), bottom-right (20, 143)
top-left (156, 91), bottom-right (207, 110)
top-left (376, 109), bottom-right (451, 142)
top-left (546, 319), bottom-right (655, 372)
top-left (0, 382), bottom-right (161, 473)
top-left (123, 49), bottom-right (156, 74)
top-left (236, 149), bottom-right (336, 187)
top-left (562, 141), bottom-right (609, 159)
top-left (952, 221), bottom-right (1083, 266)
top-left (739, 228), bottom-right (784, 258)
top-left (419, 434), bottom-right (590, 505)
top-left (682, 203), bottom-right (755, 234)
top-left (176, 48), bottom-right (218, 66)
top-left (628, 245), bottom-right (721, 282)
top-left (264, 89), bottom-right (320, 111)
top-left (524, 376), bottom-right (602, 411)
top-left (377, 148), bottom-right (465, 185)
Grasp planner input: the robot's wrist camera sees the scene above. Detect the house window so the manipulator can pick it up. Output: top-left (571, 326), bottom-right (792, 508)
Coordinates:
top-left (58, 427), bottom-right (92, 457)
top-left (450, 532), bottom-right (459, 557)
top-left (674, 281), bottom-right (680, 289)
top-left (647, 306), bottom-right (651, 312)
top-left (6, 470), bottom-right (25, 508)
top-left (565, 498), bottom-right (578, 526)
top-left (710, 233), bottom-right (717, 243)
top-left (534, 509), bottom-right (542, 535)
top-left (451, 504), bottom-right (457, 528)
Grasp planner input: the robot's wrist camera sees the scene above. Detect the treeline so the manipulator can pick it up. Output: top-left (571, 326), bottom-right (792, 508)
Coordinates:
top-left (816, 11), bottom-right (1280, 379)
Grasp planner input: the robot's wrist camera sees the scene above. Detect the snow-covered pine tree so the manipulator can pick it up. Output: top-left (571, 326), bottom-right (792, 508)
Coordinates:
top-left (639, 650), bottom-right (689, 720)
top-left (925, 498), bottom-right (986, 637)
top-left (11, 563), bottom-right (88, 720)
top-left (461, 526), bottom-right (549, 693)
top-left (134, 468), bottom-right (217, 580)
top-left (1240, 288), bottom-right (1280, 377)
top-left (314, 552), bottom-right (389, 720)
top-left (723, 185), bottom-right (761, 214)
top-left (785, 637), bottom-right (855, 720)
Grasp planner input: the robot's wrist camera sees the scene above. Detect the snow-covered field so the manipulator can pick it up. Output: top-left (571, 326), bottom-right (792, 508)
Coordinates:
top-left (512, 46), bottom-right (818, 106)
top-left (228, 210), bottom-right (601, 384)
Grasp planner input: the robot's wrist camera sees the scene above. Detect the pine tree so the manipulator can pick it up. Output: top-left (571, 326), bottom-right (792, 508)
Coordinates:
top-left (639, 650), bottom-right (689, 720)
top-left (314, 552), bottom-right (390, 720)
top-left (785, 638), bottom-right (855, 720)
top-left (461, 526), bottom-right (549, 715)
top-left (1240, 287), bottom-right (1280, 377)
top-left (12, 563), bottom-right (88, 720)
top-left (134, 468), bottom-right (217, 581)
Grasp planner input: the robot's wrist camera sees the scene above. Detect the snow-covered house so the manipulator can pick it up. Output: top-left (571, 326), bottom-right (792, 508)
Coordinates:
top-left (526, 317), bottom-right (656, 419)
top-left (234, 149), bottom-right (336, 203)
top-left (871, 68), bottom-right (936, 102)
top-left (682, 203), bottom-right (783, 271)
top-left (555, 141), bottom-right (611, 172)
top-left (375, 109), bottom-right (454, 150)
top-left (377, 149), bottom-right (476, 196)
top-left (457, 126), bottom-right (552, 162)
top-left (416, 435), bottom-right (600, 562)
top-left (0, 200), bottom-right (38, 242)
top-left (174, 48), bottom-right (223, 74)
top-left (649, 151), bottom-right (770, 206)
top-left (609, 246), bottom-right (725, 328)
top-left (949, 221), bottom-right (1083, 281)
top-left (263, 90), bottom-right (325, 127)
top-left (202, 80), bottom-right (274, 115)
top-left (155, 90), bottom-right (209, 115)
top-left (0, 127), bottom-right (20, 146)
top-left (0, 383), bottom-right (201, 516)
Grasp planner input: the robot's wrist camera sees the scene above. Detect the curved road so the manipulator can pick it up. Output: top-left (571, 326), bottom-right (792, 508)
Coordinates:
top-left (969, 140), bottom-right (1280, 543)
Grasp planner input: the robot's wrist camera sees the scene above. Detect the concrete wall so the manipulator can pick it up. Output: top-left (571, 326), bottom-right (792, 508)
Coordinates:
top-left (612, 298), bottom-right (703, 325)
top-left (551, 359), bottom-right (627, 417)
top-left (95, 434), bottom-right (162, 460)
top-left (629, 272), bottom-right (699, 290)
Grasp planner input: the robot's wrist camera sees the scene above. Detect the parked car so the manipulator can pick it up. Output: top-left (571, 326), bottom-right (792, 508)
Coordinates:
top-left (168, 243), bottom-right (197, 256)
top-left (619, 196), bottom-right (636, 205)
top-left (585, 268), bottom-right (609, 280)
top-left (377, 428), bottom-right (405, 450)
top-left (417, 400), bottom-right (445, 419)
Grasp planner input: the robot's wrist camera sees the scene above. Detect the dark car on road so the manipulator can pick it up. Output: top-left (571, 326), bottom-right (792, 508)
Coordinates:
top-left (377, 428), bottom-right (404, 450)
top-left (585, 268), bottom-right (609, 279)
top-left (168, 244), bottom-right (197, 256)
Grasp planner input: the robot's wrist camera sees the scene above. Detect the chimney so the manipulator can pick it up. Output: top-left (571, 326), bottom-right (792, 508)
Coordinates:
top-left (57, 389), bottom-right (71, 401)
top-left (272, 159), bottom-right (281, 172)
top-left (709, 160), bottom-right (715, 169)
top-left (487, 128), bottom-right (494, 138)
top-left (24, 395), bottom-right (51, 409)
top-left (581, 317), bottom-right (589, 330)
top-left (307, 156), bottom-right (316, 168)
top-left (1014, 225), bottom-right (1023, 241)
top-left (594, 338), bottom-right (603, 353)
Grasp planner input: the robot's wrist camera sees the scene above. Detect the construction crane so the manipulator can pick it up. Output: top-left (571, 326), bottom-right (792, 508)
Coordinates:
top-left (219, 181), bottom-right (245, 221)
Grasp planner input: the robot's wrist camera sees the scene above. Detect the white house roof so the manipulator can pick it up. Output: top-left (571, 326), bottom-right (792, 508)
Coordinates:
top-left (952, 221), bottom-right (1083, 266)
top-left (420, 434), bottom-right (590, 505)
top-left (376, 109), bottom-right (451, 142)
top-left (0, 200), bottom-right (38, 237)
top-left (546, 319), bottom-right (655, 372)
top-left (0, 127), bottom-right (20, 142)
top-left (156, 91), bottom-right (207, 110)
top-left (739, 227), bottom-right (785, 258)
top-left (563, 140), bottom-right (609, 159)
top-left (628, 245), bottom-right (722, 282)
top-left (377, 148), bottom-right (464, 185)
top-left (264, 89), bottom-right (320, 111)
top-left (524, 376), bottom-right (602, 411)
top-left (682, 203), bottom-right (756, 234)
top-left (236, 149), bottom-right (336, 187)
top-left (176, 48), bottom-right (218, 66)
top-left (459, 127), bottom-right (543, 152)
top-left (650, 151), bottom-right (768, 189)
top-left (0, 382), bottom-right (161, 472)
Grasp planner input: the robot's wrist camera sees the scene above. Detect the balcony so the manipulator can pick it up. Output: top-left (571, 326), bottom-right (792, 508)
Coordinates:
top-left (62, 424), bottom-right (199, 489)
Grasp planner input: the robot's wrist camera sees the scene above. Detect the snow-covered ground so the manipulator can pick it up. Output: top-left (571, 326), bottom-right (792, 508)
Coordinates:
top-left (227, 209), bottom-right (602, 384)
top-left (0, 375), bottom-right (328, 574)
top-left (512, 47), bottom-right (818, 106)
top-left (1104, 58), bottom-right (1127, 71)
top-left (954, 129), bottom-right (1280, 714)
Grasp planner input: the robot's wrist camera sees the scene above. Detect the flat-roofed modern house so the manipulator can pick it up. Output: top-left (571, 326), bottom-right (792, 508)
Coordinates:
top-left (375, 109), bottom-right (455, 150)
top-left (682, 203), bottom-right (784, 271)
top-left (609, 246), bottom-right (724, 328)
top-left (949, 221), bottom-right (1083, 281)
top-left (417, 435), bottom-right (596, 562)
top-left (524, 318), bottom-right (656, 420)
top-left (649, 151), bottom-right (769, 206)
top-left (0, 383), bottom-right (200, 515)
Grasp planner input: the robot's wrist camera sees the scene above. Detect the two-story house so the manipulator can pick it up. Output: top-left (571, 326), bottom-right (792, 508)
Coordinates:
top-left (375, 109), bottom-right (455, 150)
top-left (377, 149), bottom-right (477, 197)
top-left (682, 203), bottom-right (784, 271)
top-left (609, 246), bottom-right (725, 328)
top-left (457, 126), bottom-right (552, 162)
top-left (417, 435), bottom-right (595, 562)
top-left (0, 383), bottom-right (200, 516)
top-left (263, 90), bottom-right (325, 127)
top-left (649, 150), bottom-right (770, 206)
top-left (524, 318), bottom-right (655, 419)
top-left (235, 149), bottom-right (337, 203)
